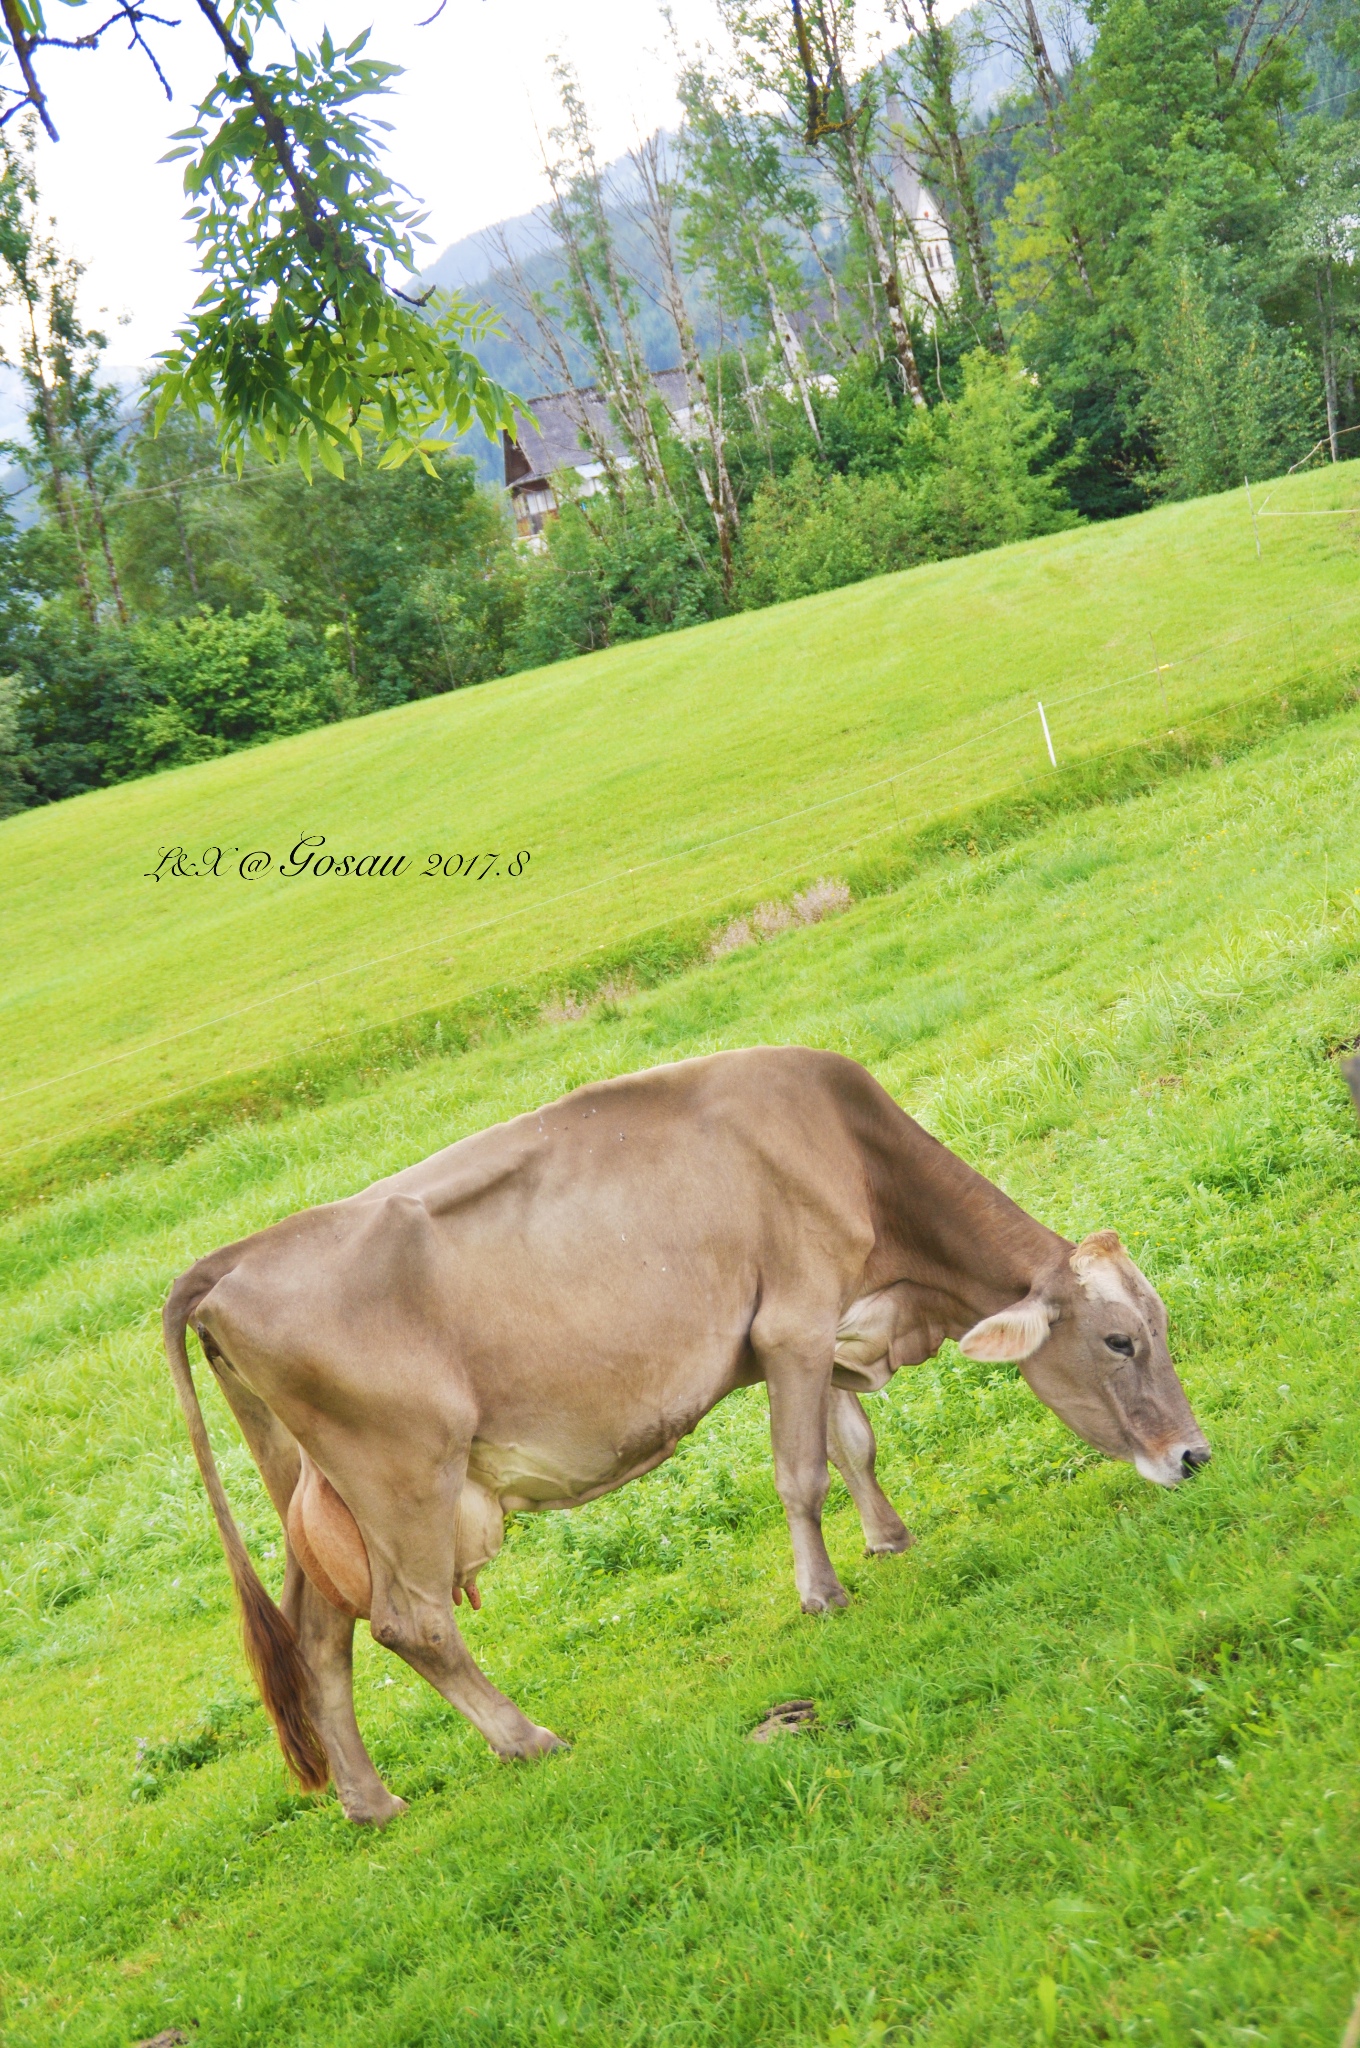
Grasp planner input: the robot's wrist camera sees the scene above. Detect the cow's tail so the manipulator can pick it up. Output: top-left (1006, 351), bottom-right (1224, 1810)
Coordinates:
top-left (162, 1271), bottom-right (329, 1792)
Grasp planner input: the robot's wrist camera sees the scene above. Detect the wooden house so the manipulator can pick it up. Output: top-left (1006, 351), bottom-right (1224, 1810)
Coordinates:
top-left (502, 369), bottom-right (696, 540)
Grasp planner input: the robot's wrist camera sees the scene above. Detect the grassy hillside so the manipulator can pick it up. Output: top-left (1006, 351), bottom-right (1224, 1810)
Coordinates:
top-left (3, 669), bottom-right (1360, 2040)
top-left (2, 464), bottom-right (1358, 1200)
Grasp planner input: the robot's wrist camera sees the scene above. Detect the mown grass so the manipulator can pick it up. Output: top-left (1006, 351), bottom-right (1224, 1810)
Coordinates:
top-left (3, 699), bottom-right (1360, 2044)
top-left (2, 463), bottom-right (1358, 1180)
top-left (6, 650), bottom-right (1355, 1217)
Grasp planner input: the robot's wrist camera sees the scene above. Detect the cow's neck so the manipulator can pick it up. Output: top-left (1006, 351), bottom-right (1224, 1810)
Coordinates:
top-left (871, 1119), bottom-right (1069, 1338)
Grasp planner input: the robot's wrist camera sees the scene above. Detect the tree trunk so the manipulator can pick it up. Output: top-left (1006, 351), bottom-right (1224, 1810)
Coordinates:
top-left (907, 0), bottom-right (1007, 349)
top-left (629, 138), bottom-right (740, 594)
top-left (736, 334), bottom-right (773, 462)
top-left (33, 376), bottom-right (95, 620)
top-left (801, 223), bottom-right (849, 350)
top-left (754, 239), bottom-right (825, 441)
top-left (1021, 0), bottom-right (1061, 111)
top-left (171, 485), bottom-right (202, 603)
top-left (946, 128), bottom-right (1001, 340)
top-left (841, 117), bottom-right (928, 406)
top-left (550, 184), bottom-right (661, 499)
top-left (1014, 0), bottom-right (1095, 299)
top-left (891, 189), bottom-right (950, 323)
top-left (1317, 266), bottom-right (1340, 463)
top-left (541, 76), bottom-right (672, 507)
top-left (78, 433), bottom-right (128, 625)
top-left (489, 231), bottom-right (625, 500)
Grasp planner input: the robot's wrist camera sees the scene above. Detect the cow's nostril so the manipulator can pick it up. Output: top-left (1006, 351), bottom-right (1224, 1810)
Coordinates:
top-left (1181, 1447), bottom-right (1211, 1477)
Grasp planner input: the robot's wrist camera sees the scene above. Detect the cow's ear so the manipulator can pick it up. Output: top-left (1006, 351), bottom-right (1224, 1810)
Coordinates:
top-left (958, 1297), bottom-right (1052, 1362)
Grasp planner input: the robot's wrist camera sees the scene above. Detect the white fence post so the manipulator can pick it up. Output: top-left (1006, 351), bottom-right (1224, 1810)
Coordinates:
top-left (1037, 701), bottom-right (1057, 767)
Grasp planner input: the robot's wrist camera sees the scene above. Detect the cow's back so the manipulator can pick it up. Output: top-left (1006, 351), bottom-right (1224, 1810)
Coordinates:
top-left (194, 1049), bottom-right (888, 1498)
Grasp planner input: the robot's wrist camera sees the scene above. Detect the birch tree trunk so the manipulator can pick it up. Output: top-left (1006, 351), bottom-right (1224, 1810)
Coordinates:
top-left (630, 137), bottom-right (741, 593)
top-left (840, 113), bottom-right (928, 406)
top-left (24, 302), bottom-right (97, 625)
top-left (1317, 265), bottom-right (1340, 462)
top-left (753, 238), bottom-right (826, 439)
top-left (544, 66), bottom-right (672, 505)
top-left (77, 430), bottom-right (128, 625)
top-left (489, 229), bottom-right (625, 498)
top-left (901, 0), bottom-right (1007, 349)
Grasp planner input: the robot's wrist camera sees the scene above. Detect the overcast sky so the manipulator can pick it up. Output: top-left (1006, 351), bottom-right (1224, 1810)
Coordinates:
top-left (23, 0), bottom-right (912, 372)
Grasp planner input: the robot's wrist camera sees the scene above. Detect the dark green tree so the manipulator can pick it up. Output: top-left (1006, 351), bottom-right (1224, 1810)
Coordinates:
top-left (0, 124), bottom-right (128, 622)
top-left (240, 448), bottom-right (522, 705)
top-left (113, 400), bottom-right (265, 619)
top-left (995, 0), bottom-right (1316, 511)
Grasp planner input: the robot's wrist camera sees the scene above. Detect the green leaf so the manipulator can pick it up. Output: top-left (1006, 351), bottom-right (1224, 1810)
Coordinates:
top-left (313, 432), bottom-right (347, 480)
top-left (1036, 1973), bottom-right (1058, 2042)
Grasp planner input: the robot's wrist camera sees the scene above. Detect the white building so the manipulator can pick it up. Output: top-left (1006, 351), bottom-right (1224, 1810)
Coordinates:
top-left (890, 155), bottom-right (958, 321)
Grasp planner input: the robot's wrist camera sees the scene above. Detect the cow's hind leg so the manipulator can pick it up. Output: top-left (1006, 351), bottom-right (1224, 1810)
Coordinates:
top-left (828, 1389), bottom-right (913, 1556)
top-left (343, 1457), bottom-right (564, 1761)
top-left (376, 1585), bottom-right (564, 1761)
top-left (281, 1558), bottom-right (407, 1826)
top-left (205, 1360), bottom-right (407, 1821)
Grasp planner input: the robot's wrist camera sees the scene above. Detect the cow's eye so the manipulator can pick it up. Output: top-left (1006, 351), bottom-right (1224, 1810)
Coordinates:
top-left (1104, 1333), bottom-right (1135, 1356)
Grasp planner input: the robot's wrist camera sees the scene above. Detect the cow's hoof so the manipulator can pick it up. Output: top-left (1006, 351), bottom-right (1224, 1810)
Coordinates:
top-left (344, 1791), bottom-right (408, 1827)
top-left (866, 1529), bottom-right (914, 1556)
top-left (498, 1725), bottom-right (569, 1760)
top-left (801, 1585), bottom-right (850, 1614)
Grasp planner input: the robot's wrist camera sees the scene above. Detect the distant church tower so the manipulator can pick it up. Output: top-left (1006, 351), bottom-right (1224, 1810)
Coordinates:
top-left (888, 137), bottom-right (958, 325)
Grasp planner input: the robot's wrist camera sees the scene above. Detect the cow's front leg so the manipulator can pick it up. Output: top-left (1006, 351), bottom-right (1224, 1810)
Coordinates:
top-left (760, 1334), bottom-right (848, 1613)
top-left (281, 1552), bottom-right (408, 1825)
top-left (828, 1388), bottom-right (913, 1556)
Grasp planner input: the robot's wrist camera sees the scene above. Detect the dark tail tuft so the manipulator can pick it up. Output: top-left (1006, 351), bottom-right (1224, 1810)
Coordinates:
top-left (235, 1565), bottom-right (330, 1791)
top-left (163, 1269), bottom-right (329, 1792)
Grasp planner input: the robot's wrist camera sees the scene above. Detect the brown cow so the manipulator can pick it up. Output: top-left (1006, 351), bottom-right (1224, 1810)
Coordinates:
top-left (163, 1047), bottom-right (1208, 1823)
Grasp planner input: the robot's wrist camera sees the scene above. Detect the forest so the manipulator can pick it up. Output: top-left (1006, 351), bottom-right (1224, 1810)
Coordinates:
top-left (0, 0), bottom-right (1355, 815)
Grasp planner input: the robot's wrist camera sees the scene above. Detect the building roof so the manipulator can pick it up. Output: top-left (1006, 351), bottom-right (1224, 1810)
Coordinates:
top-left (503, 369), bottom-right (694, 491)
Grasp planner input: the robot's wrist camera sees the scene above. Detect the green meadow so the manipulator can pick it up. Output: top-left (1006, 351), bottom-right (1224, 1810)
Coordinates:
top-left (3, 474), bottom-right (1360, 2044)
top-left (3, 463), bottom-right (1357, 1193)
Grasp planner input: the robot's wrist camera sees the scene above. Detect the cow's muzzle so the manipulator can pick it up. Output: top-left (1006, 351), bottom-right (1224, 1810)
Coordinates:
top-left (1134, 1437), bottom-right (1212, 1487)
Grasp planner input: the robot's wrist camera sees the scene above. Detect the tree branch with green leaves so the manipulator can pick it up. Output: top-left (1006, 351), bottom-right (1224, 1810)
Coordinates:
top-left (0, 1), bottom-right (519, 473)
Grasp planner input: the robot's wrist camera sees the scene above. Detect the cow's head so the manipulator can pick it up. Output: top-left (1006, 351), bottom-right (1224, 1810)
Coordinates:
top-left (957, 1230), bottom-right (1209, 1485)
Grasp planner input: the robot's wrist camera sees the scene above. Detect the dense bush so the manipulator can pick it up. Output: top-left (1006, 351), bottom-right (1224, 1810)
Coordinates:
top-left (908, 351), bottom-right (1081, 551)
top-left (736, 460), bottom-right (923, 605)
top-left (0, 443), bottom-right (532, 809)
top-left (111, 603), bottom-right (340, 775)
top-left (511, 487), bottom-right (722, 664)
top-left (735, 352), bottom-right (1077, 607)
